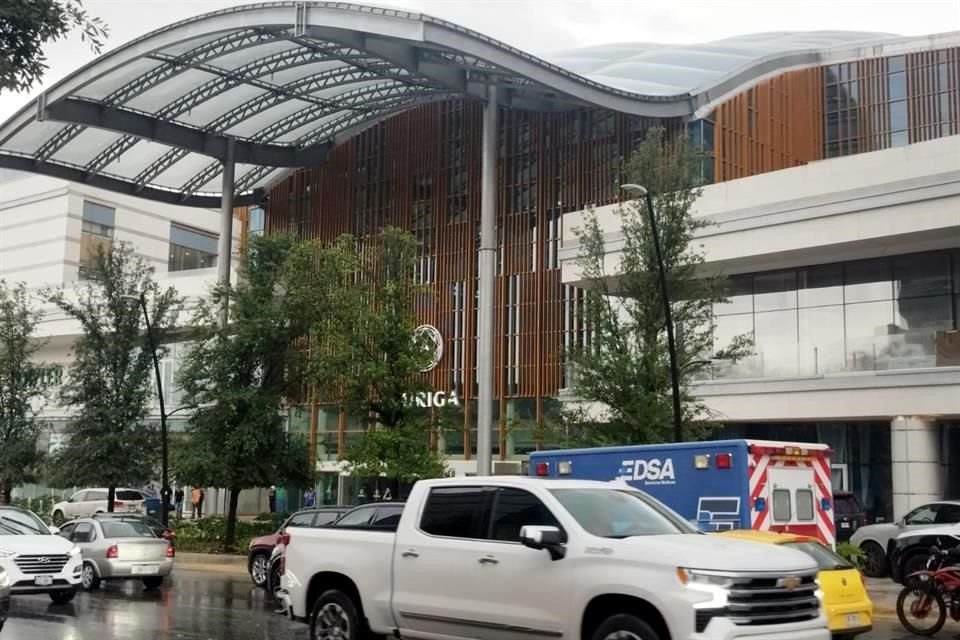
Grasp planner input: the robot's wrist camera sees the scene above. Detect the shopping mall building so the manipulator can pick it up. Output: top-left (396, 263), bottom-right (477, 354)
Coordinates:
top-left (0, 4), bottom-right (958, 515)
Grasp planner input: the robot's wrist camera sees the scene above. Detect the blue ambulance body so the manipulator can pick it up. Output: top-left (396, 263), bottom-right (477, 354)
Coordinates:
top-left (529, 439), bottom-right (835, 541)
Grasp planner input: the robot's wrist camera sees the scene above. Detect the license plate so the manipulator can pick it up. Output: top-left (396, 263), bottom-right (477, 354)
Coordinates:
top-left (132, 564), bottom-right (159, 575)
top-left (845, 613), bottom-right (860, 627)
top-left (840, 522), bottom-right (851, 529)
top-left (34, 576), bottom-right (53, 586)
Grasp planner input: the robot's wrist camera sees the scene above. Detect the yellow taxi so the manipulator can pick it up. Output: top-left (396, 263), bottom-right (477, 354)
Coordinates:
top-left (718, 530), bottom-right (872, 638)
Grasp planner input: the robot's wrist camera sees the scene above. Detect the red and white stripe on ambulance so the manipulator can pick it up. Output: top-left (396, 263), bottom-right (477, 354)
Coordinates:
top-left (747, 441), bottom-right (836, 546)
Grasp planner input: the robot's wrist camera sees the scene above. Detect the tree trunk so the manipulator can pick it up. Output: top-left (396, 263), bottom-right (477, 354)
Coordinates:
top-left (0, 484), bottom-right (10, 505)
top-left (224, 486), bottom-right (240, 550)
top-left (107, 486), bottom-right (116, 513)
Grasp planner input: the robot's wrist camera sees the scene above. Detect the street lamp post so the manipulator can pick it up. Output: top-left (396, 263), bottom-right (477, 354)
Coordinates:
top-left (123, 293), bottom-right (170, 526)
top-left (620, 184), bottom-right (684, 442)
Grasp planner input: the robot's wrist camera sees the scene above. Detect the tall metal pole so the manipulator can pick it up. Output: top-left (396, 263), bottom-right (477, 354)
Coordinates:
top-left (476, 84), bottom-right (498, 476)
top-left (217, 137), bottom-right (236, 328)
top-left (643, 191), bottom-right (683, 442)
top-left (138, 294), bottom-right (170, 526)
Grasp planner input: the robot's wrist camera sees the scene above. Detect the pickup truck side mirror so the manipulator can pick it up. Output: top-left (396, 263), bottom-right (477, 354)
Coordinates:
top-left (519, 525), bottom-right (566, 561)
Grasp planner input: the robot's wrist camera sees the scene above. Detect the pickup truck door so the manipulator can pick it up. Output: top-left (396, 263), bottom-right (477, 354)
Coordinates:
top-left (393, 485), bottom-right (570, 640)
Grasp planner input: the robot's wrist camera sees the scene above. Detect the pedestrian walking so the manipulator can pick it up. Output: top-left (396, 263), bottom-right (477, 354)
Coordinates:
top-left (268, 486), bottom-right (276, 513)
top-left (303, 487), bottom-right (315, 508)
top-left (174, 487), bottom-right (184, 520)
top-left (191, 486), bottom-right (202, 519)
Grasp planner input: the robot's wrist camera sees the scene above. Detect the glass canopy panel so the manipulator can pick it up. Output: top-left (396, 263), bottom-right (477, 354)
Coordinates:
top-left (159, 31), bottom-right (249, 57)
top-left (174, 84), bottom-right (266, 128)
top-left (49, 128), bottom-right (126, 166)
top-left (309, 78), bottom-right (389, 100)
top-left (273, 112), bottom-right (346, 144)
top-left (99, 140), bottom-right (173, 180)
top-left (124, 69), bottom-right (223, 113)
top-left (215, 40), bottom-right (303, 70)
top-left (152, 153), bottom-right (221, 190)
top-left (2, 122), bottom-right (69, 154)
top-left (223, 99), bottom-right (315, 139)
top-left (74, 59), bottom-right (167, 102)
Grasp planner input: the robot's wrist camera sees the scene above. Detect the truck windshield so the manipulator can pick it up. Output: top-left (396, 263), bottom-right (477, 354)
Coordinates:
top-left (550, 489), bottom-right (699, 538)
top-left (0, 507), bottom-right (49, 535)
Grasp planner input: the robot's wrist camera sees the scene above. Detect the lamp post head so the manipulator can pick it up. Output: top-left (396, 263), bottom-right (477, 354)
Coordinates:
top-left (620, 183), bottom-right (648, 197)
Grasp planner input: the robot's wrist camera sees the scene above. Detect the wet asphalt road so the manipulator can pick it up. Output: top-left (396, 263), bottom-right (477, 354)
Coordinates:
top-left (0, 569), bottom-right (955, 639)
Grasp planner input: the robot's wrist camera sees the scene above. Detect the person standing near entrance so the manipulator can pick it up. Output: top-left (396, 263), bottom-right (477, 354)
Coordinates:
top-left (174, 487), bottom-right (185, 520)
top-left (191, 486), bottom-right (202, 519)
top-left (268, 486), bottom-right (276, 513)
top-left (196, 487), bottom-right (205, 518)
top-left (276, 486), bottom-right (286, 513)
top-left (303, 487), bottom-right (315, 508)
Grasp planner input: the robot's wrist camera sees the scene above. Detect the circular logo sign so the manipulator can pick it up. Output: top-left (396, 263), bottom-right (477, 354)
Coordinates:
top-left (414, 324), bottom-right (444, 372)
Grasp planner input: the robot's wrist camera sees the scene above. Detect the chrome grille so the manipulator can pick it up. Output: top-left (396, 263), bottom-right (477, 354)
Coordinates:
top-left (14, 554), bottom-right (69, 575)
top-left (725, 573), bottom-right (820, 626)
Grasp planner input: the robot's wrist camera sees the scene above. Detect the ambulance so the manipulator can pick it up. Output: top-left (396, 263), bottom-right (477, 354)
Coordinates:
top-left (529, 439), bottom-right (836, 545)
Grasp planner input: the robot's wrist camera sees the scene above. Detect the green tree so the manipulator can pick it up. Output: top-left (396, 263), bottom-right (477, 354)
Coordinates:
top-left (46, 243), bottom-right (181, 511)
top-left (0, 280), bottom-right (51, 503)
top-left (301, 228), bottom-right (448, 488)
top-left (174, 233), bottom-right (312, 549)
top-left (564, 127), bottom-right (751, 446)
top-left (0, 0), bottom-right (108, 93)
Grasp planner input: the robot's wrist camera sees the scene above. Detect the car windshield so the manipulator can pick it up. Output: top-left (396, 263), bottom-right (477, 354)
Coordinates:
top-left (550, 488), bottom-right (700, 538)
top-left (782, 540), bottom-right (853, 570)
top-left (0, 507), bottom-right (49, 535)
top-left (101, 521), bottom-right (156, 538)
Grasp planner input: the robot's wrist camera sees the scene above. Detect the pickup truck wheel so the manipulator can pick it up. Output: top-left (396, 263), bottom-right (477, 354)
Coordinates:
top-left (860, 541), bottom-right (888, 578)
top-left (592, 614), bottom-right (660, 640)
top-left (310, 589), bottom-right (360, 640)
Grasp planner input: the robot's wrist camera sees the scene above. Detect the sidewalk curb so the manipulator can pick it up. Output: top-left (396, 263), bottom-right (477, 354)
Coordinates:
top-left (176, 552), bottom-right (247, 567)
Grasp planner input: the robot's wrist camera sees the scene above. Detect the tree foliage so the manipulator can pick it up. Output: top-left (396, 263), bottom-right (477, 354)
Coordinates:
top-left (45, 243), bottom-right (181, 509)
top-left (295, 228), bottom-right (449, 484)
top-left (0, 280), bottom-right (51, 503)
top-left (0, 0), bottom-right (108, 93)
top-left (174, 233), bottom-right (312, 548)
top-left (564, 127), bottom-right (751, 446)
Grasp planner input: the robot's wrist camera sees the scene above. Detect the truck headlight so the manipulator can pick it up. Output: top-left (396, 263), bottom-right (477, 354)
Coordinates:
top-left (677, 568), bottom-right (735, 588)
top-left (68, 545), bottom-right (82, 557)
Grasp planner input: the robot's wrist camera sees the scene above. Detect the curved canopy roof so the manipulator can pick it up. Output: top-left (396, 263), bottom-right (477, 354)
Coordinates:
top-left (0, 2), bottom-right (946, 207)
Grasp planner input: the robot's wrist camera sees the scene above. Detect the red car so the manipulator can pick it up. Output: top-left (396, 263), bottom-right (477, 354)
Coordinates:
top-left (247, 507), bottom-right (348, 588)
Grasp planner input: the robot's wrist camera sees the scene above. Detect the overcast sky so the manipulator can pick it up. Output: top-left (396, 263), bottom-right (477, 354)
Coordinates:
top-left (1, 0), bottom-right (958, 120)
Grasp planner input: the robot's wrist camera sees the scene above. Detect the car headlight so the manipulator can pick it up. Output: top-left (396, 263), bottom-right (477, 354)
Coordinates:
top-left (677, 568), bottom-right (735, 588)
top-left (0, 548), bottom-right (14, 559)
top-left (68, 545), bottom-right (82, 557)
top-left (0, 571), bottom-right (9, 588)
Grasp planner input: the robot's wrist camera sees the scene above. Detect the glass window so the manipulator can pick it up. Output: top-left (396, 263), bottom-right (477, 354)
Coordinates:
top-left (938, 64), bottom-right (950, 92)
top-left (798, 305), bottom-right (845, 375)
top-left (845, 259), bottom-right (892, 303)
top-left (420, 487), bottom-right (488, 539)
top-left (312, 511), bottom-right (342, 526)
top-left (796, 489), bottom-right (815, 522)
top-left (936, 505), bottom-right (960, 524)
top-left (895, 253), bottom-right (951, 298)
top-left (894, 295), bottom-right (952, 364)
top-left (88, 490), bottom-right (108, 501)
top-left (798, 264), bottom-right (843, 307)
top-left (888, 55), bottom-right (906, 73)
top-left (904, 504), bottom-right (938, 525)
top-left (887, 73), bottom-right (906, 100)
top-left (335, 507), bottom-right (374, 527)
top-left (754, 309), bottom-right (799, 377)
top-left (890, 130), bottom-right (908, 147)
top-left (79, 201), bottom-right (116, 279)
top-left (248, 206), bottom-right (265, 236)
top-left (773, 489), bottom-right (792, 522)
top-left (782, 541), bottom-right (853, 570)
top-left (72, 491), bottom-right (88, 502)
top-left (169, 224), bottom-right (218, 272)
top-left (489, 488), bottom-right (562, 542)
top-left (288, 512), bottom-right (315, 527)
top-left (550, 488), bottom-right (698, 537)
top-left (72, 522), bottom-right (95, 543)
top-left (713, 313), bottom-right (753, 356)
top-left (372, 505), bottom-right (404, 527)
top-left (940, 92), bottom-right (951, 123)
top-left (845, 301), bottom-right (894, 370)
top-left (116, 490), bottom-right (143, 501)
top-left (101, 521), bottom-right (154, 538)
top-left (0, 507), bottom-right (49, 535)
top-left (754, 271), bottom-right (797, 312)
top-left (889, 100), bottom-right (907, 131)
top-left (58, 523), bottom-right (76, 539)
top-left (715, 275), bottom-right (753, 315)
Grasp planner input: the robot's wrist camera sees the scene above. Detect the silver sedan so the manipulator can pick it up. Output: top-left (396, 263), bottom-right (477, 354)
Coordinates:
top-left (58, 518), bottom-right (174, 591)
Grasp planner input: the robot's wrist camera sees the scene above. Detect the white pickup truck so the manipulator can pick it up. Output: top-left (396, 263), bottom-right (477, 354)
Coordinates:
top-left (280, 477), bottom-right (829, 640)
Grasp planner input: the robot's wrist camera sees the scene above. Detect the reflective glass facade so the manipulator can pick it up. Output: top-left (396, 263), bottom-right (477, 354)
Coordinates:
top-left (709, 250), bottom-right (960, 379)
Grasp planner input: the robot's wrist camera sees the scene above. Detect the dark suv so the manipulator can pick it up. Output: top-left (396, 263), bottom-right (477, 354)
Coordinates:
top-left (833, 491), bottom-right (869, 541)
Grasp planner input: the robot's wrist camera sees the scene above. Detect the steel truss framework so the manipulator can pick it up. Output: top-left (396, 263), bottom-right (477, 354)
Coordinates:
top-left (0, 2), bottom-right (928, 208)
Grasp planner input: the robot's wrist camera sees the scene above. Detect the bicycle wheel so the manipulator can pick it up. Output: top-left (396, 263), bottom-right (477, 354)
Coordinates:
top-left (897, 583), bottom-right (947, 636)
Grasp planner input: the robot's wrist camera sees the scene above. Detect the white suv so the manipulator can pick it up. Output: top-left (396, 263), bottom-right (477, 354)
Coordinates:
top-left (0, 505), bottom-right (82, 604)
top-left (52, 488), bottom-right (147, 524)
